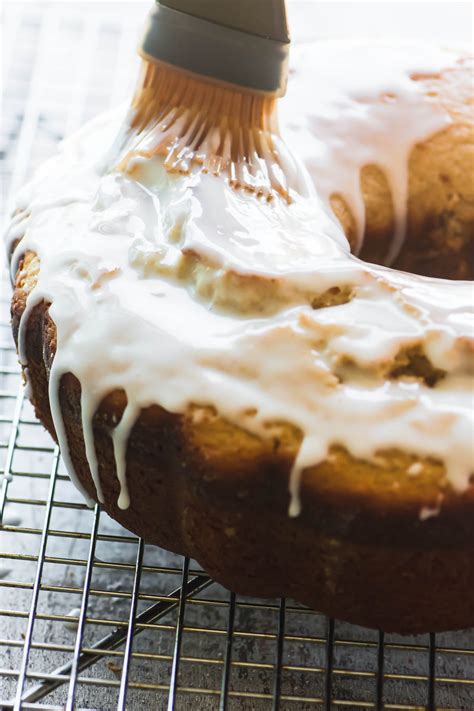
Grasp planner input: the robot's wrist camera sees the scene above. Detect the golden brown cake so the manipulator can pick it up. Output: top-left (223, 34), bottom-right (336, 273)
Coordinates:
top-left (7, 40), bottom-right (474, 633)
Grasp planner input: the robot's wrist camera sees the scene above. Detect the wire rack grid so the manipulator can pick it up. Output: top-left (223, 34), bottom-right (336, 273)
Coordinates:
top-left (1, 3), bottom-right (474, 710)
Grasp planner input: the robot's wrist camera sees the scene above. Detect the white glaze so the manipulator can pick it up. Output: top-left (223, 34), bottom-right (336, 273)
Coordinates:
top-left (280, 39), bottom-right (464, 259)
top-left (5, 41), bottom-right (474, 517)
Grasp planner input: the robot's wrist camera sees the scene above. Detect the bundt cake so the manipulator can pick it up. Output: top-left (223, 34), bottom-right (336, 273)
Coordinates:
top-left (6, 39), bottom-right (474, 633)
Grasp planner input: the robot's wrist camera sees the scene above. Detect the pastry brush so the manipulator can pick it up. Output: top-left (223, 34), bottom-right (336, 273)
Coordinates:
top-left (116, 0), bottom-right (302, 201)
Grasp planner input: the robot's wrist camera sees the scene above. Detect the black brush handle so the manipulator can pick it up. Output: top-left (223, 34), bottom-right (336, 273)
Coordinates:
top-left (160, 0), bottom-right (289, 42)
top-left (140, 0), bottom-right (290, 95)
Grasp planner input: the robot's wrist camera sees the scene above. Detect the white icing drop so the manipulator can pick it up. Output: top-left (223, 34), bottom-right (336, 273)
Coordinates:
top-left (81, 390), bottom-right (104, 503)
top-left (5, 41), bottom-right (474, 516)
top-left (407, 462), bottom-right (424, 476)
top-left (112, 404), bottom-right (139, 510)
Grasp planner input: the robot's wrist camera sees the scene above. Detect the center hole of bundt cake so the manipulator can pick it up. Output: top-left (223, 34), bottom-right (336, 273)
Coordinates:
top-left (330, 165), bottom-right (473, 281)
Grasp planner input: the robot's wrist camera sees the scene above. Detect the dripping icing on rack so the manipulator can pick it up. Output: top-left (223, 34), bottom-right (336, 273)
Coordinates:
top-left (6, 40), bottom-right (474, 517)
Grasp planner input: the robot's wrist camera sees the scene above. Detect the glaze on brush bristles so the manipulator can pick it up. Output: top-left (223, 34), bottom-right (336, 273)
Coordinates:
top-left (116, 59), bottom-right (301, 201)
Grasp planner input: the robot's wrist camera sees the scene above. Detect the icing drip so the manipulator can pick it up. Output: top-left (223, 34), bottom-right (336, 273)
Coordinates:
top-left (5, 42), bottom-right (474, 516)
top-left (280, 39), bottom-right (464, 260)
top-left (81, 389), bottom-right (104, 503)
top-left (112, 404), bottom-right (139, 510)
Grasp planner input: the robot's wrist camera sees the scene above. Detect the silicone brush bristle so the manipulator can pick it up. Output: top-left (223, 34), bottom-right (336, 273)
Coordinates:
top-left (117, 61), bottom-right (301, 201)
top-left (116, 0), bottom-right (300, 201)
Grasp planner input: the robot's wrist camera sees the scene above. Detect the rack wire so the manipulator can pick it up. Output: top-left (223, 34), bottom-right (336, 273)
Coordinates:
top-left (1, 3), bottom-right (473, 709)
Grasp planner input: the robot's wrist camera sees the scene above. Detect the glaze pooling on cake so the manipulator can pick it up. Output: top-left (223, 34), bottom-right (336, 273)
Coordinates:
top-left (6, 41), bottom-right (474, 517)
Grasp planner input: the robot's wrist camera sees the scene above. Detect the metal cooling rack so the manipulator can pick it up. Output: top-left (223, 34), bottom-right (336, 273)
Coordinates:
top-left (1, 3), bottom-right (474, 709)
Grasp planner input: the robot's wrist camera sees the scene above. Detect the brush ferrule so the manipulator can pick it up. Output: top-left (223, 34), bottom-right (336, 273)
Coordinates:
top-left (140, 3), bottom-right (289, 95)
